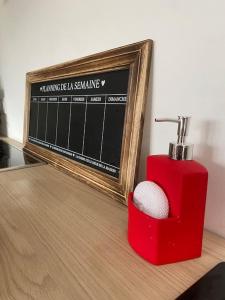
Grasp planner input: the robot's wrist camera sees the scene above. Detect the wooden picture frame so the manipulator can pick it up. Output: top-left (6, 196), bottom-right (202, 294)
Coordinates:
top-left (23, 40), bottom-right (152, 204)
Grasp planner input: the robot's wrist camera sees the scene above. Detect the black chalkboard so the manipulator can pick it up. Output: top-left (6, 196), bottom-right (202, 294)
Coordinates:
top-left (28, 69), bottom-right (129, 178)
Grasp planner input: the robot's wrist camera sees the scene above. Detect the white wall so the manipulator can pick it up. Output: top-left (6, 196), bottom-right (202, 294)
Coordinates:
top-left (1, 0), bottom-right (225, 237)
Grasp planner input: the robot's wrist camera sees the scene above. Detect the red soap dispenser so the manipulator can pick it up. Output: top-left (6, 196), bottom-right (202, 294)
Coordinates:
top-left (128, 116), bottom-right (208, 265)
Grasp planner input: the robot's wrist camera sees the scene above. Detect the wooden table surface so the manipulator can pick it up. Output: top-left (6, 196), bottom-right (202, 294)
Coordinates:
top-left (0, 142), bottom-right (225, 299)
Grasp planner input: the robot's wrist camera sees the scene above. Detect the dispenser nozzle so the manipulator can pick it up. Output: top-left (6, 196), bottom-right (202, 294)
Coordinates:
top-left (155, 116), bottom-right (190, 145)
top-left (155, 116), bottom-right (193, 160)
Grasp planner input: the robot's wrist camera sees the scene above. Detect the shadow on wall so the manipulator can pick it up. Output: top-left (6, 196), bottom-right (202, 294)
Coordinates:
top-left (0, 80), bottom-right (7, 136)
top-left (0, 0), bottom-right (8, 5)
top-left (195, 120), bottom-right (225, 237)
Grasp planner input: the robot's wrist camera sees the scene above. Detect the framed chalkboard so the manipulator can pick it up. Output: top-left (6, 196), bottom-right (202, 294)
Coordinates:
top-left (23, 40), bottom-right (152, 203)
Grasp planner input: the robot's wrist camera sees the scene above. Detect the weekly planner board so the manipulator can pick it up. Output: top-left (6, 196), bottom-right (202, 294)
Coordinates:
top-left (28, 69), bottom-right (129, 178)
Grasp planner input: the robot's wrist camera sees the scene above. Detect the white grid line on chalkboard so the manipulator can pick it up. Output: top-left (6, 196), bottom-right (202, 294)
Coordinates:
top-left (33, 102), bottom-right (126, 105)
top-left (44, 102), bottom-right (49, 142)
top-left (99, 96), bottom-right (107, 162)
top-left (81, 98), bottom-right (88, 155)
top-left (54, 97), bottom-right (59, 145)
top-left (29, 93), bottom-right (127, 171)
top-left (36, 101), bottom-right (39, 138)
top-left (28, 136), bottom-right (120, 170)
top-left (31, 93), bottom-right (127, 98)
top-left (67, 102), bottom-right (72, 149)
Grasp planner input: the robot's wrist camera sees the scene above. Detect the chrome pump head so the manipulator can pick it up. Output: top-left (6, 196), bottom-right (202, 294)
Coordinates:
top-left (155, 116), bottom-right (193, 160)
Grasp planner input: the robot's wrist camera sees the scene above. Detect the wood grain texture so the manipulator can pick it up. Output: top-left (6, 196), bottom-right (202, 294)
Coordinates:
top-left (23, 40), bottom-right (153, 204)
top-left (0, 163), bottom-right (225, 299)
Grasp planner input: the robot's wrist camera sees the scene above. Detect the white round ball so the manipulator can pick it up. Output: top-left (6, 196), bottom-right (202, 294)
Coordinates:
top-left (133, 181), bottom-right (169, 219)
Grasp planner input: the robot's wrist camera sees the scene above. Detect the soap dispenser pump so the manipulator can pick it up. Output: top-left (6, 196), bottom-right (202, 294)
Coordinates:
top-left (155, 116), bottom-right (193, 160)
top-left (128, 116), bottom-right (208, 265)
